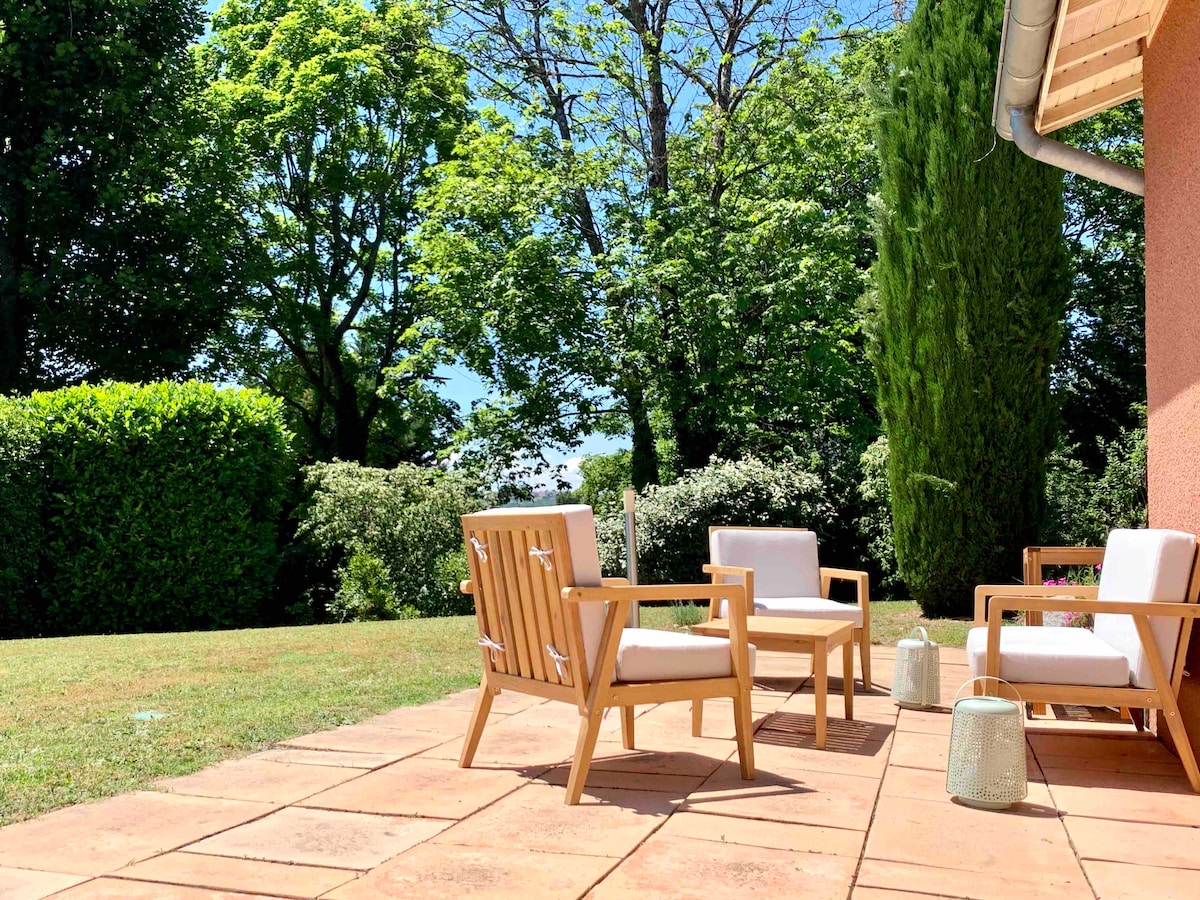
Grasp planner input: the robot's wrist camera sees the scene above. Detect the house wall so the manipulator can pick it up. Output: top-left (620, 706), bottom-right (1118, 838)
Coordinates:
top-left (1143, 0), bottom-right (1200, 755)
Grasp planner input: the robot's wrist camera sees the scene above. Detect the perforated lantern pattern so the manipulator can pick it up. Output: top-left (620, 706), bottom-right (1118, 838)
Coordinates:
top-left (891, 626), bottom-right (940, 709)
top-left (945, 680), bottom-right (1028, 810)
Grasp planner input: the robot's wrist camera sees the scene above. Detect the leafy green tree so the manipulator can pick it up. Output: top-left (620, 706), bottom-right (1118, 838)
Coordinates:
top-left (200, 0), bottom-right (467, 463)
top-left (870, 0), bottom-right (1068, 617)
top-left (420, 11), bottom-right (894, 488)
top-left (1056, 104), bottom-right (1146, 467)
top-left (0, 0), bottom-right (247, 392)
top-left (574, 451), bottom-right (634, 515)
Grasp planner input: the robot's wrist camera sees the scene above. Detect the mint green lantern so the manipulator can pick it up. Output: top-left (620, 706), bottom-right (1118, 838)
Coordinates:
top-left (891, 626), bottom-right (940, 709)
top-left (946, 678), bottom-right (1027, 809)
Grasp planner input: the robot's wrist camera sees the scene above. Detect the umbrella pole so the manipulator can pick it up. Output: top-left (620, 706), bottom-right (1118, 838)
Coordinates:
top-left (623, 488), bottom-right (640, 628)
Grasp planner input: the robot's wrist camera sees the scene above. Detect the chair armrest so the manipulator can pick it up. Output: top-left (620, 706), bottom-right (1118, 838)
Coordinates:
top-left (703, 564), bottom-right (753, 579)
top-left (563, 583), bottom-right (748, 604)
top-left (988, 595), bottom-right (1200, 619)
top-left (602, 577), bottom-right (630, 587)
top-left (973, 583), bottom-right (1099, 624)
top-left (460, 579), bottom-right (474, 595)
top-left (702, 564), bottom-right (754, 621)
top-left (819, 567), bottom-right (870, 614)
top-left (1023, 546), bottom-right (1105, 564)
top-left (821, 566), bottom-right (868, 581)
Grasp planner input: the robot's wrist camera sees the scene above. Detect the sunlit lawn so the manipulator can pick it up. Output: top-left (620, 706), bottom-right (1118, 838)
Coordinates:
top-left (0, 600), bottom-right (968, 826)
top-left (0, 619), bottom-right (480, 826)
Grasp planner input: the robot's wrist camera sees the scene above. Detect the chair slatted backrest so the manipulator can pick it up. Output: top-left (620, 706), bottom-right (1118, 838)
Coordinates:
top-left (462, 506), bottom-right (605, 705)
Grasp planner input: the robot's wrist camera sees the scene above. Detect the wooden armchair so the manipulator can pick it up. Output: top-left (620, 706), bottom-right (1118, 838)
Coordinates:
top-left (970, 529), bottom-right (1200, 792)
top-left (705, 526), bottom-right (872, 689)
top-left (459, 505), bottom-right (756, 805)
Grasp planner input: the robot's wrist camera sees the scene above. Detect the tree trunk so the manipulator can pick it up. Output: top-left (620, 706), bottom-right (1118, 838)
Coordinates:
top-left (0, 229), bottom-right (32, 393)
top-left (624, 375), bottom-right (659, 489)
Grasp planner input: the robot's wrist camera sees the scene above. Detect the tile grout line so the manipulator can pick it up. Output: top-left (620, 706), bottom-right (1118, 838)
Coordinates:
top-left (846, 692), bottom-right (900, 900)
top-left (574, 681), bottom-right (810, 898)
top-left (1030, 735), bottom-right (1101, 900)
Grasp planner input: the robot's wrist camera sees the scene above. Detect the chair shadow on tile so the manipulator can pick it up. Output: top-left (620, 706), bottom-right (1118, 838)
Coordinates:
top-left (535, 751), bottom-right (725, 803)
top-left (756, 711), bottom-right (894, 754)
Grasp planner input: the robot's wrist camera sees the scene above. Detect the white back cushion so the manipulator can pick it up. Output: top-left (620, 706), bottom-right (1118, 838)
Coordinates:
top-left (474, 505), bottom-right (607, 676)
top-left (1093, 529), bottom-right (1196, 689)
top-left (709, 528), bottom-right (821, 598)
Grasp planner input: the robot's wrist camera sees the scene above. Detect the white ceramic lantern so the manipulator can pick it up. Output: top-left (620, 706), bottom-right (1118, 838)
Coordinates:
top-left (891, 626), bottom-right (940, 709)
top-left (945, 678), bottom-right (1027, 809)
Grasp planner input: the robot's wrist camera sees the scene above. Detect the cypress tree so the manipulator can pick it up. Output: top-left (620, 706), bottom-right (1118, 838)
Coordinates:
top-left (871, 0), bottom-right (1068, 617)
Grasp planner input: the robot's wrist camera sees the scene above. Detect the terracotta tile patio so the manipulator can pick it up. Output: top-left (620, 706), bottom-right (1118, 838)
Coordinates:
top-left (2, 647), bottom-right (1197, 899)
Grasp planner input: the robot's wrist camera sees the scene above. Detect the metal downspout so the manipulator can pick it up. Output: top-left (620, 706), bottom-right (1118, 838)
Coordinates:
top-left (1010, 107), bottom-right (1146, 196)
top-left (994, 0), bottom-right (1146, 196)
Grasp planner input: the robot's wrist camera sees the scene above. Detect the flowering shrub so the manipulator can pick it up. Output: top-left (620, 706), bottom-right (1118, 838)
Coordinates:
top-left (1014, 567), bottom-right (1100, 628)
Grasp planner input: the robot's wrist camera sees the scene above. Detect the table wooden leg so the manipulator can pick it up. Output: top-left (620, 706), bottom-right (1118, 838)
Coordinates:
top-left (842, 638), bottom-right (854, 721)
top-left (814, 642), bottom-right (828, 750)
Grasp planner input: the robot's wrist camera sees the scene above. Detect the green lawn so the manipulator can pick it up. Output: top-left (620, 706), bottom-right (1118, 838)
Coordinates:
top-left (0, 619), bottom-right (480, 826)
top-left (0, 600), bottom-right (968, 826)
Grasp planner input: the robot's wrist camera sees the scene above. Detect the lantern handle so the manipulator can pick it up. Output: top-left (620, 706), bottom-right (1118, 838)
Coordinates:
top-left (907, 626), bottom-right (931, 649)
top-left (954, 675), bottom-right (1023, 706)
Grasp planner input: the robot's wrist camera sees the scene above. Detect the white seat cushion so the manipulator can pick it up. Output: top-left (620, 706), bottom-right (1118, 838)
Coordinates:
top-left (966, 626), bottom-right (1130, 687)
top-left (754, 596), bottom-right (864, 627)
top-left (614, 628), bottom-right (757, 683)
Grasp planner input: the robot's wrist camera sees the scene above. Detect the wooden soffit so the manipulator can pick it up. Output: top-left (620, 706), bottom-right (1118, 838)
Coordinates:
top-left (1036, 0), bottom-right (1171, 133)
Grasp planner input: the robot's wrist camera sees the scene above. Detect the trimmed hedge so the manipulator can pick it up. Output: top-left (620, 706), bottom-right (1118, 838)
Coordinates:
top-left (1, 382), bottom-right (293, 638)
top-left (0, 401), bottom-right (45, 637)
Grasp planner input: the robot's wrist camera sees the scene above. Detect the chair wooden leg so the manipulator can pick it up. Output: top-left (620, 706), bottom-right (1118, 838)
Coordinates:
top-left (732, 690), bottom-right (755, 779)
top-left (621, 706), bottom-right (635, 750)
top-left (691, 700), bottom-right (704, 737)
top-left (858, 634), bottom-right (872, 691)
top-left (459, 682), bottom-right (495, 768)
top-left (565, 710), bottom-right (605, 805)
top-left (1158, 703), bottom-right (1200, 793)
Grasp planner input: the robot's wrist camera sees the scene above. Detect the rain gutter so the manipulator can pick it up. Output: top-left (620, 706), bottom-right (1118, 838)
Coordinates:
top-left (992, 0), bottom-right (1146, 196)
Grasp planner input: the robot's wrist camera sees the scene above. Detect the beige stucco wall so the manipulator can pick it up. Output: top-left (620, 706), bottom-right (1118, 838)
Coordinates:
top-left (1143, 0), bottom-right (1200, 753)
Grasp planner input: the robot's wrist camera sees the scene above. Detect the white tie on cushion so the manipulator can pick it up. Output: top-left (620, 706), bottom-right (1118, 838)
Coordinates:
top-left (966, 625), bottom-right (1130, 686)
top-left (1092, 528), bottom-right (1196, 688)
top-left (471, 504), bottom-right (607, 675)
top-left (615, 628), bottom-right (757, 682)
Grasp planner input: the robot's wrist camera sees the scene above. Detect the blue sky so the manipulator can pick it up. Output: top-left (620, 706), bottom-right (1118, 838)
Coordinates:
top-left (435, 363), bottom-right (627, 489)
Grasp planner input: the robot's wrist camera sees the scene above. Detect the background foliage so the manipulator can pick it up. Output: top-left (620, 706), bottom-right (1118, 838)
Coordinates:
top-left (0, 400), bottom-right (44, 636)
top-left (199, 0), bottom-right (468, 465)
top-left (595, 457), bottom-right (830, 584)
top-left (0, 0), bottom-right (248, 393)
top-left (1044, 409), bottom-right (1148, 547)
top-left (0, 0), bottom-right (1158, 632)
top-left (297, 461), bottom-right (484, 620)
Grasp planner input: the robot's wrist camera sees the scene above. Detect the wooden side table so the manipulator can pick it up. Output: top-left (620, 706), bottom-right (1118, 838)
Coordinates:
top-left (690, 616), bottom-right (855, 750)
